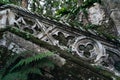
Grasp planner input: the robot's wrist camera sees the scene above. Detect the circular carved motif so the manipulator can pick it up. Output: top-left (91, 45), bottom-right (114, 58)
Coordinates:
top-left (70, 36), bottom-right (107, 63)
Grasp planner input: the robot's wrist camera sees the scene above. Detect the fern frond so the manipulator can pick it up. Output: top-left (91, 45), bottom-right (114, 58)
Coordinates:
top-left (5, 54), bottom-right (21, 68)
top-left (2, 72), bottom-right (27, 80)
top-left (20, 67), bottom-right (42, 75)
top-left (4, 50), bottom-right (32, 69)
top-left (15, 58), bottom-right (54, 75)
top-left (34, 58), bottom-right (55, 69)
top-left (10, 51), bottom-right (54, 72)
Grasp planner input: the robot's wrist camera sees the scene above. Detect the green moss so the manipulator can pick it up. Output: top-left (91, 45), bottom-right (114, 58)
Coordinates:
top-left (8, 27), bottom-right (117, 79)
top-left (1, 26), bottom-right (120, 79)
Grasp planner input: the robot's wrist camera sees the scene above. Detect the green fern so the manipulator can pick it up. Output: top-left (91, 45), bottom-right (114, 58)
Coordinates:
top-left (20, 67), bottom-right (42, 75)
top-left (10, 51), bottom-right (54, 72)
top-left (0, 51), bottom-right (55, 80)
top-left (4, 50), bottom-right (32, 69)
top-left (2, 72), bottom-right (27, 80)
top-left (33, 58), bottom-right (55, 69)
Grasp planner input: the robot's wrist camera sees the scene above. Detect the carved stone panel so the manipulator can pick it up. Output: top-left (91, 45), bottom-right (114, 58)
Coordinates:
top-left (0, 4), bottom-right (120, 77)
top-left (70, 36), bottom-right (107, 64)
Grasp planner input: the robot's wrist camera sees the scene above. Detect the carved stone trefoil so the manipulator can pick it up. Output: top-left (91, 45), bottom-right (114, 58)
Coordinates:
top-left (70, 36), bottom-right (107, 64)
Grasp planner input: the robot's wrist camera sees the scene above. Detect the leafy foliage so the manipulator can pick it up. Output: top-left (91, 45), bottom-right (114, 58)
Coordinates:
top-left (82, 0), bottom-right (101, 8)
top-left (0, 50), bottom-right (55, 80)
top-left (0, 0), bottom-right (21, 5)
top-left (0, 0), bottom-right (101, 26)
top-left (1, 72), bottom-right (27, 80)
top-left (0, 46), bottom-right (13, 68)
top-left (0, 0), bottom-right (9, 4)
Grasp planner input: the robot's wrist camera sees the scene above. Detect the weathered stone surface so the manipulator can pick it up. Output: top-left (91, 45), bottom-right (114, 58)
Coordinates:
top-left (101, 0), bottom-right (120, 36)
top-left (88, 3), bottom-right (105, 25)
top-left (110, 10), bottom-right (120, 36)
top-left (0, 4), bottom-right (120, 79)
top-left (102, 0), bottom-right (120, 10)
top-left (0, 10), bottom-right (7, 28)
top-left (87, 2), bottom-right (118, 36)
top-left (3, 32), bottom-right (48, 54)
top-left (0, 32), bottom-right (66, 67)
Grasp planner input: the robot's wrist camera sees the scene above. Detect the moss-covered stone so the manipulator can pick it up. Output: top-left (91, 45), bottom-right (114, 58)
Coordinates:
top-left (1, 26), bottom-right (120, 79)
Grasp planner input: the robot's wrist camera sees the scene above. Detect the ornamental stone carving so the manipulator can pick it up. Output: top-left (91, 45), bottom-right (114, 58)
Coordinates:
top-left (0, 4), bottom-right (120, 77)
top-left (70, 36), bottom-right (106, 64)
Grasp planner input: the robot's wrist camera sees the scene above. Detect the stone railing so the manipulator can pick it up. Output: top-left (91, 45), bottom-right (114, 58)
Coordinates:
top-left (0, 4), bottom-right (120, 78)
